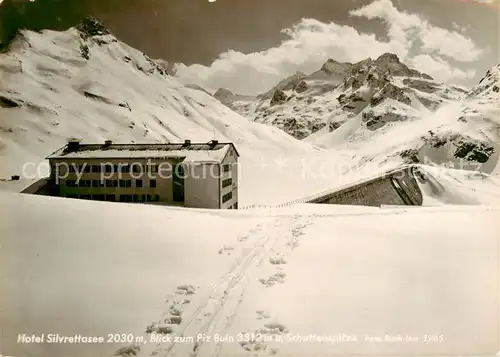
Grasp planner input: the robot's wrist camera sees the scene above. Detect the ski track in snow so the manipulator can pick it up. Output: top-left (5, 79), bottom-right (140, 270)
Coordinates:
top-left (138, 215), bottom-right (314, 357)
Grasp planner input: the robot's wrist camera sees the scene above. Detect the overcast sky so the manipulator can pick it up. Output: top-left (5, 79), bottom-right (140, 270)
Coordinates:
top-left (3, 0), bottom-right (499, 94)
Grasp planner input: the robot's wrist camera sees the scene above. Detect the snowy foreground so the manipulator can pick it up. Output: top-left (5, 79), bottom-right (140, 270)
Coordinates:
top-left (1, 192), bottom-right (499, 357)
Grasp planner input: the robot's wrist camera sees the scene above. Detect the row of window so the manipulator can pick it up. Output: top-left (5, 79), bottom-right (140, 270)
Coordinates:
top-left (222, 178), bottom-right (232, 188)
top-left (63, 164), bottom-right (160, 174)
top-left (66, 194), bottom-right (160, 202)
top-left (222, 191), bottom-right (233, 203)
top-left (65, 179), bottom-right (157, 188)
top-left (54, 163), bottom-right (234, 176)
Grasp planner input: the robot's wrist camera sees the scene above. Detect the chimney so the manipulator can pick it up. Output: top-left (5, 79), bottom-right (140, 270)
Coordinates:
top-left (182, 139), bottom-right (191, 147)
top-left (209, 139), bottom-right (219, 147)
top-left (11, 175), bottom-right (20, 181)
top-left (104, 140), bottom-right (113, 146)
top-left (67, 139), bottom-right (80, 151)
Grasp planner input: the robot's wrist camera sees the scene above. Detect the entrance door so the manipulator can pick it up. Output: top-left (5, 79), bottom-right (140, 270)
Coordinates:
top-left (173, 163), bottom-right (185, 202)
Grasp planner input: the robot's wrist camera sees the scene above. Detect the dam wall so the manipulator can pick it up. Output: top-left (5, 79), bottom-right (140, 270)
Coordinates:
top-left (305, 166), bottom-right (423, 207)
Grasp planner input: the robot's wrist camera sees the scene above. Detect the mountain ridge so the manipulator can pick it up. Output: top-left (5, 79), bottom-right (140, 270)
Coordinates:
top-left (213, 54), bottom-right (500, 174)
top-left (213, 52), bottom-right (460, 140)
top-left (0, 21), bottom-right (315, 176)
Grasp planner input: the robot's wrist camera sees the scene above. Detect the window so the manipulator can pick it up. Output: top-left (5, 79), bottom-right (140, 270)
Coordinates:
top-left (50, 165), bottom-right (58, 177)
top-left (105, 195), bottom-right (116, 202)
top-left (222, 178), bottom-right (232, 188)
top-left (105, 180), bottom-right (118, 188)
top-left (234, 202), bottom-right (238, 209)
top-left (92, 179), bottom-right (104, 188)
top-left (222, 192), bottom-right (232, 203)
top-left (146, 194), bottom-right (152, 202)
top-left (119, 180), bottom-right (132, 188)
top-left (136, 180), bottom-right (143, 188)
top-left (91, 165), bottom-right (100, 173)
top-left (79, 180), bottom-right (91, 187)
top-left (149, 164), bottom-right (158, 174)
top-left (66, 179), bottom-right (77, 187)
top-left (119, 194), bottom-right (133, 202)
top-left (131, 164), bottom-right (143, 174)
top-left (223, 164), bottom-right (231, 173)
top-left (150, 180), bottom-right (157, 188)
top-left (154, 194), bottom-right (160, 202)
top-left (104, 164), bottom-right (113, 174)
top-left (119, 164), bottom-right (130, 174)
top-left (93, 194), bottom-right (105, 201)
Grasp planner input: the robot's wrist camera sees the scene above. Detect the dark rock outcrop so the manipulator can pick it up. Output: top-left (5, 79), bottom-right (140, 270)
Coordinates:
top-left (399, 149), bottom-right (420, 164)
top-left (402, 78), bottom-right (439, 93)
top-left (83, 91), bottom-right (113, 104)
top-left (270, 89), bottom-right (288, 106)
top-left (329, 121), bottom-right (342, 132)
top-left (0, 95), bottom-right (23, 108)
top-left (374, 53), bottom-right (433, 80)
top-left (80, 43), bottom-right (89, 60)
top-left (371, 84), bottom-right (412, 107)
top-left (280, 118), bottom-right (309, 139)
top-left (362, 110), bottom-right (410, 131)
top-left (454, 141), bottom-right (495, 163)
top-left (76, 17), bottom-right (110, 38)
top-left (294, 80), bottom-right (308, 93)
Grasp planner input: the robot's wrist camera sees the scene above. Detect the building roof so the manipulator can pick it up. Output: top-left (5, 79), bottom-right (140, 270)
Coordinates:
top-left (46, 141), bottom-right (239, 163)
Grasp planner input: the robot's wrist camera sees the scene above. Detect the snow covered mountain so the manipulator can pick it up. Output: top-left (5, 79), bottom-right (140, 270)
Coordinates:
top-left (0, 18), bottom-right (314, 177)
top-left (0, 18), bottom-right (499, 205)
top-left (214, 53), bottom-right (467, 140)
top-left (214, 54), bottom-right (500, 175)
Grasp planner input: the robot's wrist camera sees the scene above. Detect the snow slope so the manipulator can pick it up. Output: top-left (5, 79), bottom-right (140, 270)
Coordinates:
top-left (1, 191), bottom-right (498, 357)
top-left (416, 165), bottom-right (500, 205)
top-left (0, 20), bottom-right (314, 178)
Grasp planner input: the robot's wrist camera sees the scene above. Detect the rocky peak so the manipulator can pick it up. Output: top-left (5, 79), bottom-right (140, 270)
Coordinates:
top-left (371, 52), bottom-right (433, 80)
top-left (76, 17), bottom-right (110, 38)
top-left (221, 52), bottom-right (462, 140)
top-left (154, 59), bottom-right (176, 76)
top-left (259, 71), bottom-right (306, 99)
top-left (320, 58), bottom-right (353, 75)
top-left (270, 89), bottom-right (288, 106)
top-left (214, 88), bottom-right (235, 98)
top-left (214, 88), bottom-right (237, 103)
top-left (468, 64), bottom-right (500, 99)
top-left (375, 52), bottom-right (401, 64)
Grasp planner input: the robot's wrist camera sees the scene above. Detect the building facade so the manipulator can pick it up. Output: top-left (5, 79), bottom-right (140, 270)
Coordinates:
top-left (46, 140), bottom-right (239, 209)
